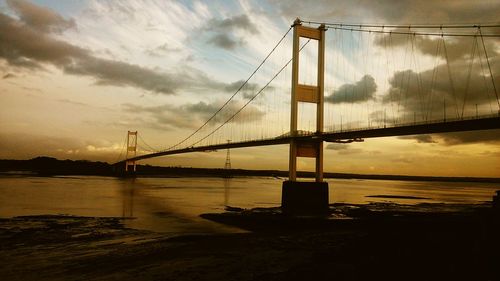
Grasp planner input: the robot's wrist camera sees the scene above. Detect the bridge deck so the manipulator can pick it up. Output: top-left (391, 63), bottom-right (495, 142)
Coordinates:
top-left (122, 116), bottom-right (500, 163)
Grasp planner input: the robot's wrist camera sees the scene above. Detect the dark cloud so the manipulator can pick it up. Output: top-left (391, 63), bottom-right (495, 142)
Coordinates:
top-left (207, 34), bottom-right (240, 50)
top-left (272, 0), bottom-right (499, 25)
top-left (225, 80), bottom-right (256, 92)
top-left (363, 3), bottom-right (500, 124)
top-left (0, 2), bottom-right (227, 95)
top-left (325, 75), bottom-right (377, 104)
top-left (398, 134), bottom-right (437, 143)
top-left (208, 14), bottom-right (258, 34)
top-left (224, 80), bottom-right (264, 99)
top-left (326, 143), bottom-right (363, 155)
top-left (204, 14), bottom-right (258, 50)
top-left (0, 12), bottom-right (85, 69)
top-left (6, 0), bottom-right (76, 33)
top-left (398, 130), bottom-right (500, 145)
top-left (374, 31), bottom-right (499, 64)
top-left (437, 130), bottom-right (500, 145)
top-left (382, 59), bottom-right (499, 120)
top-left (326, 143), bottom-right (348, 150)
top-left (383, 60), bottom-right (500, 144)
top-left (63, 57), bottom-right (183, 95)
top-left (2, 73), bottom-right (15, 79)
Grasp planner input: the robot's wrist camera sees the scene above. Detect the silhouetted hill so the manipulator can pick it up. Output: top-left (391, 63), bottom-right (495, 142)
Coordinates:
top-left (0, 157), bottom-right (113, 176)
top-left (0, 157), bottom-right (499, 183)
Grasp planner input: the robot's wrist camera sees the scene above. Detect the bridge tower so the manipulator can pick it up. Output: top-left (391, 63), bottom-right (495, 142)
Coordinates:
top-left (282, 19), bottom-right (329, 214)
top-left (224, 140), bottom-right (232, 178)
top-left (125, 131), bottom-right (138, 172)
top-left (225, 140), bottom-right (232, 170)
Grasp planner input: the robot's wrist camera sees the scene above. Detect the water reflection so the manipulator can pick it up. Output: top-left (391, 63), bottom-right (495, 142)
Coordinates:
top-left (223, 178), bottom-right (231, 207)
top-left (121, 178), bottom-right (135, 218)
top-left (0, 176), bottom-right (497, 234)
top-left (115, 177), bottom-right (243, 233)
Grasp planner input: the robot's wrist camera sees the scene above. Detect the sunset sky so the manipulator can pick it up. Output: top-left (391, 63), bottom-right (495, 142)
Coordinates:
top-left (1, 0), bottom-right (499, 177)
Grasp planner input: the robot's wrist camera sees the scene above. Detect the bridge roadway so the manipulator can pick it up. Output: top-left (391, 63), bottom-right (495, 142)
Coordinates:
top-left (122, 115), bottom-right (500, 163)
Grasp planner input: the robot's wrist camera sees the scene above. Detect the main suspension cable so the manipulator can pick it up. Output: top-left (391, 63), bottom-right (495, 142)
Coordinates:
top-left (188, 40), bottom-right (312, 148)
top-left (324, 26), bottom-right (500, 37)
top-left (163, 26), bottom-right (293, 151)
top-left (303, 20), bottom-right (500, 29)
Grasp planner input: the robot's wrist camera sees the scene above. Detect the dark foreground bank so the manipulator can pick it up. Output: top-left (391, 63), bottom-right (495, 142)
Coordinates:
top-left (0, 203), bottom-right (499, 281)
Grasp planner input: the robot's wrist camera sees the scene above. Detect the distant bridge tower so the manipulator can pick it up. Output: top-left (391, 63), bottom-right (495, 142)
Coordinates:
top-left (282, 19), bottom-right (329, 214)
top-left (125, 131), bottom-right (138, 172)
top-left (224, 140), bottom-right (232, 177)
top-left (224, 140), bottom-right (231, 170)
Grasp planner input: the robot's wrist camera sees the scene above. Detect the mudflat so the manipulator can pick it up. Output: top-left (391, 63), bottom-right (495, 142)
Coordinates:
top-left (1, 203), bottom-right (498, 281)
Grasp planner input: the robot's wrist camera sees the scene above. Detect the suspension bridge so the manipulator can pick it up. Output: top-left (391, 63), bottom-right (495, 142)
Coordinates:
top-left (116, 19), bottom-right (500, 213)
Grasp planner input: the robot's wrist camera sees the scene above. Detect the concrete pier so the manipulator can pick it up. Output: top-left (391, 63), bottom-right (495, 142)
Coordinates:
top-left (281, 181), bottom-right (329, 215)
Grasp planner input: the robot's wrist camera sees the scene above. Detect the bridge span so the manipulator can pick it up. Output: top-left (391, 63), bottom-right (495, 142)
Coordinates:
top-left (122, 115), bottom-right (500, 163)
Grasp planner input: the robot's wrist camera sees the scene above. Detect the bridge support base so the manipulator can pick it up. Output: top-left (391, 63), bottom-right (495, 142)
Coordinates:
top-left (281, 181), bottom-right (329, 215)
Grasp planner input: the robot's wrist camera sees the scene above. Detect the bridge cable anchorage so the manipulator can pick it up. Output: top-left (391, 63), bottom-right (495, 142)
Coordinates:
top-left (163, 26), bottom-right (293, 152)
top-left (188, 39), bottom-right (312, 148)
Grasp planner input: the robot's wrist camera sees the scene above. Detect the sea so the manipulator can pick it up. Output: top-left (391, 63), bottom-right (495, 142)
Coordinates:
top-left (0, 176), bottom-right (498, 233)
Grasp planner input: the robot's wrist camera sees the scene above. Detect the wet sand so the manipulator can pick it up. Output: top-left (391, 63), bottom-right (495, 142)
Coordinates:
top-left (1, 203), bottom-right (499, 281)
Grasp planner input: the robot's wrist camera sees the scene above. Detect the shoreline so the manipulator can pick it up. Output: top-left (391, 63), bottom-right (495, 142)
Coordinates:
top-left (2, 157), bottom-right (500, 183)
top-left (2, 171), bottom-right (500, 184)
top-left (1, 202), bottom-right (499, 281)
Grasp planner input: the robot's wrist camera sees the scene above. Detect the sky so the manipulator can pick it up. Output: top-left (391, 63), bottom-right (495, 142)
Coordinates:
top-left (0, 0), bottom-right (499, 177)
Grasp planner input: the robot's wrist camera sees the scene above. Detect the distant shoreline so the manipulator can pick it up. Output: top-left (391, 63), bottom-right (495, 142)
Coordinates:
top-left (1, 156), bottom-right (499, 183)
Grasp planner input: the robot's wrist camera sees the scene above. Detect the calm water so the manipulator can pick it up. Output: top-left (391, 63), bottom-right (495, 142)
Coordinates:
top-left (0, 176), bottom-right (498, 233)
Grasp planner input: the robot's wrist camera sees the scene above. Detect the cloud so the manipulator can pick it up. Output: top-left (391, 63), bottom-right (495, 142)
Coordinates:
top-left (122, 99), bottom-right (265, 130)
top-left (207, 34), bottom-right (240, 50)
top-left (0, 132), bottom-right (120, 162)
top-left (437, 130), bottom-right (500, 145)
top-left (56, 98), bottom-right (92, 108)
top-left (2, 73), bottom-right (15, 79)
top-left (224, 80), bottom-right (257, 92)
top-left (326, 143), bottom-right (364, 155)
top-left (398, 130), bottom-right (500, 145)
top-left (398, 134), bottom-right (437, 143)
top-left (272, 0), bottom-right (499, 24)
top-left (325, 75), bottom-right (377, 104)
top-left (208, 14), bottom-right (258, 34)
top-left (6, 0), bottom-right (76, 33)
top-left (63, 57), bottom-right (185, 94)
top-left (224, 80), bottom-right (265, 99)
top-left (0, 2), bottom-right (227, 95)
top-left (204, 14), bottom-right (258, 50)
top-left (374, 31), bottom-right (499, 64)
top-left (382, 60), bottom-right (499, 119)
top-left (326, 143), bottom-right (348, 150)
top-left (144, 43), bottom-right (181, 57)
